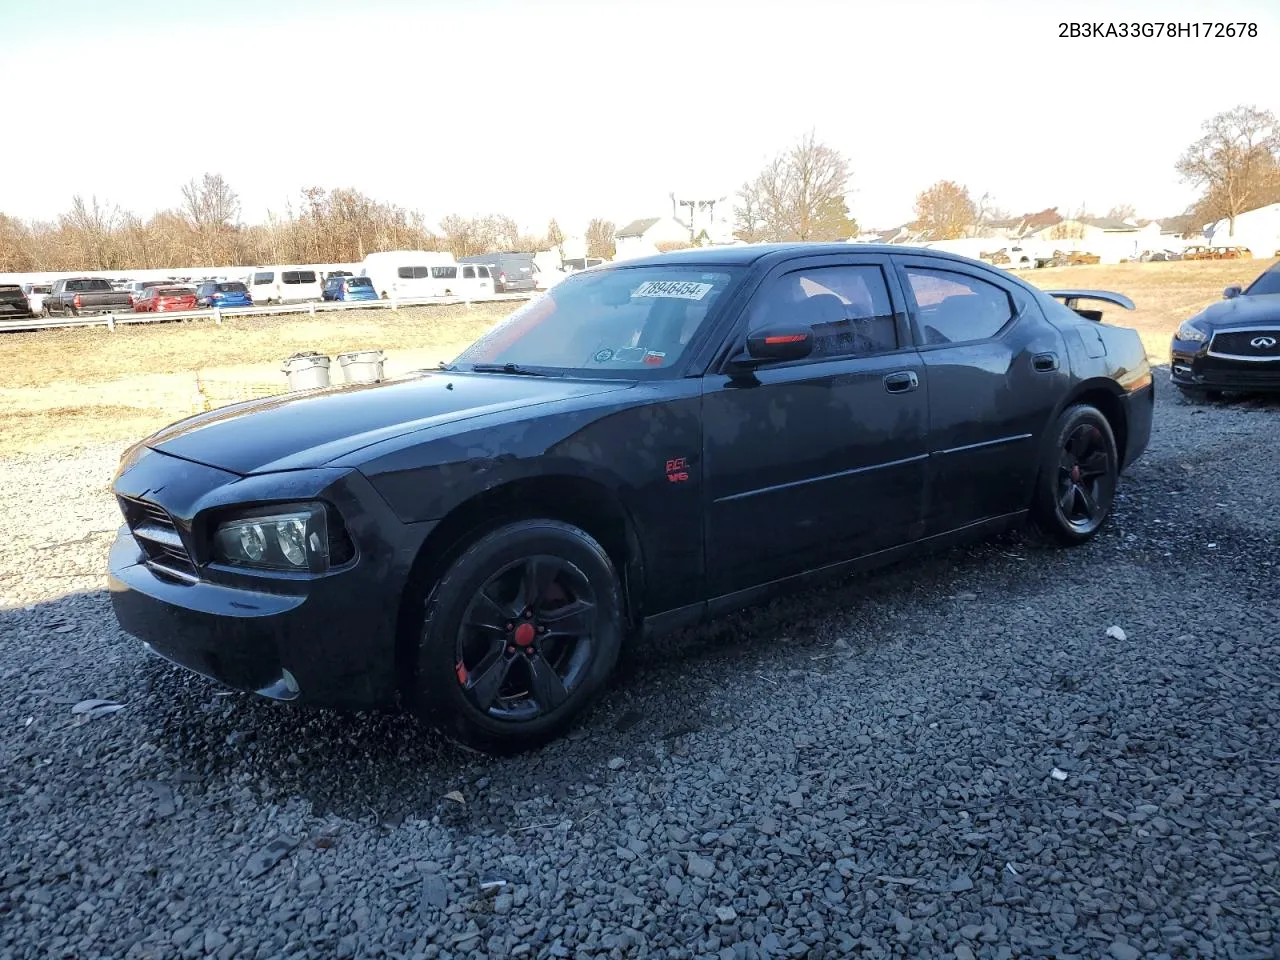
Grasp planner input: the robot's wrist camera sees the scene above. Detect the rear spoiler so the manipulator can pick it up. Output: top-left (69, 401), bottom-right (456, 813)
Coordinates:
top-left (1044, 288), bottom-right (1136, 313)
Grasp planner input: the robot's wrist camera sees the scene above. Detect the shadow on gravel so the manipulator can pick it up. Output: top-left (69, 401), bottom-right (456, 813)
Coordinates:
top-left (4, 527), bottom-right (1048, 831)
top-left (7, 376), bottom-right (1278, 832)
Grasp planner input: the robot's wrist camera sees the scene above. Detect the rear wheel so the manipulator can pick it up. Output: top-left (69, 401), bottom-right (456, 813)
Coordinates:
top-left (1030, 404), bottom-right (1118, 545)
top-left (409, 519), bottom-right (623, 753)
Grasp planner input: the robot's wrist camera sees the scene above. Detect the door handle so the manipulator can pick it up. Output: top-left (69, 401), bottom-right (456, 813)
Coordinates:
top-left (883, 370), bottom-right (919, 394)
top-left (1033, 352), bottom-right (1059, 372)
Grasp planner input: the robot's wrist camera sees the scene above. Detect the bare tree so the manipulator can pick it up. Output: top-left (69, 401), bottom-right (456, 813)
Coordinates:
top-left (60, 195), bottom-right (122, 269)
top-left (913, 181), bottom-right (977, 240)
top-left (585, 218), bottom-right (616, 259)
top-left (546, 218), bottom-right (565, 257)
top-left (0, 214), bottom-right (35, 272)
top-left (1106, 203), bottom-right (1137, 222)
top-left (1177, 105), bottom-right (1280, 236)
top-left (733, 131), bottom-right (856, 242)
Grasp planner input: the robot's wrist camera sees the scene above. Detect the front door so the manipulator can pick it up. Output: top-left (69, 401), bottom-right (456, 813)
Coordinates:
top-left (702, 256), bottom-right (929, 597)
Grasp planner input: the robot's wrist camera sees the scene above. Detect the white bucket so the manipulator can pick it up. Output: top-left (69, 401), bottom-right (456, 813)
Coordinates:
top-left (337, 349), bottom-right (386, 384)
top-left (281, 352), bottom-right (331, 391)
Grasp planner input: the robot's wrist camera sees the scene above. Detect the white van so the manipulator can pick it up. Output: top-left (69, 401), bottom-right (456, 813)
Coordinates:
top-left (245, 266), bottom-right (323, 304)
top-left (361, 251), bottom-right (463, 300)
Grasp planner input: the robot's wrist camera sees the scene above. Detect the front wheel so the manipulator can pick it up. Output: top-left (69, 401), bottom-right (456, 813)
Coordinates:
top-left (1030, 403), bottom-right (1118, 545)
top-left (409, 519), bottom-right (623, 753)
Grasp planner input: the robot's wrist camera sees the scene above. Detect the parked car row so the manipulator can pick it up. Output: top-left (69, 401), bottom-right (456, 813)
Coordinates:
top-left (3, 253), bottom-right (599, 323)
top-left (1182, 245), bottom-right (1253, 261)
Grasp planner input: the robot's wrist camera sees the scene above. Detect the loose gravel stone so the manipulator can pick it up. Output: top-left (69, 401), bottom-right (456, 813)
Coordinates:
top-left (2, 385), bottom-right (1279, 959)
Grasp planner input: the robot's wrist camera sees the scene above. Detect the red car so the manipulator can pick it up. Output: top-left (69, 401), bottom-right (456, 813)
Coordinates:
top-left (133, 286), bottom-right (197, 313)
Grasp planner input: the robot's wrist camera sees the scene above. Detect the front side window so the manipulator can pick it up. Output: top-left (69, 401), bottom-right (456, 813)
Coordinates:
top-left (903, 266), bottom-right (1014, 344)
top-left (476, 266), bottom-right (490, 278)
top-left (452, 266), bottom-right (740, 374)
top-left (747, 264), bottom-right (898, 358)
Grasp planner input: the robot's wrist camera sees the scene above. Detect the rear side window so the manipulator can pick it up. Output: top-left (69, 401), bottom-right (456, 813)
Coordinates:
top-left (903, 266), bottom-right (1014, 345)
top-left (748, 264), bottom-right (899, 358)
top-left (253, 272), bottom-right (274, 284)
top-left (397, 265), bottom-right (430, 279)
top-left (282, 271), bottom-right (317, 285)
top-left (462, 266), bottom-right (475, 279)
top-left (432, 266), bottom-right (458, 279)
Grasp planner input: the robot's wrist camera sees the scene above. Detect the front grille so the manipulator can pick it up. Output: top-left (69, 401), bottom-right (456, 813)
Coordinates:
top-left (1208, 329), bottom-right (1280, 360)
top-left (119, 496), bottom-right (198, 582)
top-left (1199, 367), bottom-right (1280, 389)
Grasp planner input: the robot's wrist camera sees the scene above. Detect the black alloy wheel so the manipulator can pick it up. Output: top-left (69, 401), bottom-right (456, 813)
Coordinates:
top-left (454, 555), bottom-right (597, 722)
top-left (410, 519), bottom-right (623, 753)
top-left (1031, 403), bottom-right (1118, 545)
top-left (1056, 422), bottom-right (1114, 532)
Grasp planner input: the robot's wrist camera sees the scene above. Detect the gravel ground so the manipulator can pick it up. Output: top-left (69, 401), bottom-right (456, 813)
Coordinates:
top-left (2, 377), bottom-right (1278, 960)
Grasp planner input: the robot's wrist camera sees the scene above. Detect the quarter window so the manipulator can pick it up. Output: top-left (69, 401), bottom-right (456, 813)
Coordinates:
top-left (903, 267), bottom-right (1014, 344)
top-left (749, 264), bottom-right (899, 358)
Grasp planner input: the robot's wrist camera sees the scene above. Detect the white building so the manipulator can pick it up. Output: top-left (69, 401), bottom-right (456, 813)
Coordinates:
top-left (1205, 203), bottom-right (1280, 257)
top-left (613, 217), bottom-right (694, 260)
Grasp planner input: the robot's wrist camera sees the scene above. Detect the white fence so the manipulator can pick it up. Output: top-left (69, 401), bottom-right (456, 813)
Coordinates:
top-left (0, 291), bottom-right (534, 334)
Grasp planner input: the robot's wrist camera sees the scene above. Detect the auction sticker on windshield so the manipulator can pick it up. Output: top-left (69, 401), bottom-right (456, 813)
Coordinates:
top-left (632, 280), bottom-right (713, 300)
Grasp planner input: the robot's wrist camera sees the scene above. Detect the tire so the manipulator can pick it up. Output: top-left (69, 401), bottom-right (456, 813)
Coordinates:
top-left (409, 519), bottom-right (623, 754)
top-left (1030, 403), bottom-right (1119, 546)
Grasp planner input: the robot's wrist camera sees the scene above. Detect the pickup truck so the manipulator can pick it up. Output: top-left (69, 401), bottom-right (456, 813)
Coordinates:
top-left (43, 277), bottom-right (134, 317)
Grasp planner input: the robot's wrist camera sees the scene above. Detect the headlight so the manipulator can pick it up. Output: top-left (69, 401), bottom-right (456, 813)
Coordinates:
top-left (211, 502), bottom-right (337, 572)
top-left (1175, 318), bottom-right (1209, 343)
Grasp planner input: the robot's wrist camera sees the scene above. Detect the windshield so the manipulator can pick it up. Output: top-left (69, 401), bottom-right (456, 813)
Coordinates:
top-left (452, 265), bottom-right (741, 374)
top-left (1244, 266), bottom-right (1280, 297)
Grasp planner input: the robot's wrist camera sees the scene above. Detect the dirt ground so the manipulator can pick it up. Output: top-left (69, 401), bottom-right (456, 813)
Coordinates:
top-left (1, 259), bottom-right (1272, 458)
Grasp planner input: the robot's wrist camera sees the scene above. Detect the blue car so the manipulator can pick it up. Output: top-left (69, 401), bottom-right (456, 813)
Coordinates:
top-left (195, 280), bottom-right (253, 309)
top-left (322, 275), bottom-right (379, 301)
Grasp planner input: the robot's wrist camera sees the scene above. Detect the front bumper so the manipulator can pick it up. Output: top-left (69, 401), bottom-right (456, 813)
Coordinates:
top-left (1171, 337), bottom-right (1280, 392)
top-left (108, 448), bottom-right (434, 709)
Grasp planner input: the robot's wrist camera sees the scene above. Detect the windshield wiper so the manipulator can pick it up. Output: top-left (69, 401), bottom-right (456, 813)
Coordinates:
top-left (469, 362), bottom-right (553, 376)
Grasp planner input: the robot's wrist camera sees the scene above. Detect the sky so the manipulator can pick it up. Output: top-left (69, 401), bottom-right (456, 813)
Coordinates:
top-left (3, 0), bottom-right (1279, 235)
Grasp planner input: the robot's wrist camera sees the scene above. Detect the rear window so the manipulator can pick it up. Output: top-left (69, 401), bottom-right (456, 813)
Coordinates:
top-left (31, 285), bottom-right (52, 294)
top-left (67, 279), bottom-right (113, 292)
top-left (432, 266), bottom-right (458, 279)
top-left (0, 285), bottom-right (22, 293)
top-left (216, 282), bottom-right (247, 293)
top-left (282, 271), bottom-right (317, 285)
top-left (348, 276), bottom-right (373, 288)
top-left (397, 265), bottom-right (429, 279)
top-left (252, 272), bottom-right (274, 284)
top-left (158, 287), bottom-right (191, 296)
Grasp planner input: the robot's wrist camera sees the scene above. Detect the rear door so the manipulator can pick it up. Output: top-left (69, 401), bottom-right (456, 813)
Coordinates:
top-left (891, 255), bottom-right (1065, 534)
top-left (702, 254), bottom-right (929, 595)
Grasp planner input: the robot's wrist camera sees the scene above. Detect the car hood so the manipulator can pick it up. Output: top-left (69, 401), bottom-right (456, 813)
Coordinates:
top-left (1195, 293), bottom-right (1280, 328)
top-left (144, 371), bottom-right (632, 475)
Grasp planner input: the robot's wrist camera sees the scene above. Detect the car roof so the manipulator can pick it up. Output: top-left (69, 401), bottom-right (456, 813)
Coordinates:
top-left (617, 242), bottom-right (1020, 274)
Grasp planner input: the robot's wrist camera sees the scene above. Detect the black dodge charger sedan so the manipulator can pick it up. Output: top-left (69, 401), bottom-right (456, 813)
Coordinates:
top-left (1171, 259), bottom-right (1280, 399)
top-left (109, 244), bottom-right (1153, 752)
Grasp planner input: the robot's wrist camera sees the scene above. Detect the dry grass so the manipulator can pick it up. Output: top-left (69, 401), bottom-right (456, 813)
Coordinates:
top-left (1019, 257), bottom-right (1276, 363)
top-left (1, 259), bottom-right (1273, 459)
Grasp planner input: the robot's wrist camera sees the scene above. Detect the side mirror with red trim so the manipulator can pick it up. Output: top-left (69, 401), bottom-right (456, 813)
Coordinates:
top-left (745, 327), bottom-right (813, 363)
